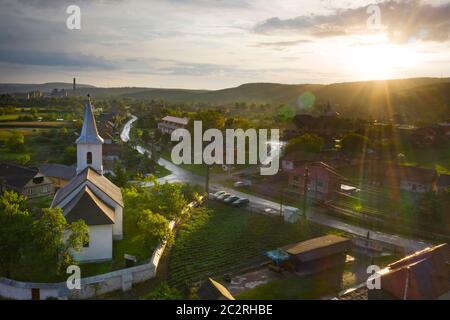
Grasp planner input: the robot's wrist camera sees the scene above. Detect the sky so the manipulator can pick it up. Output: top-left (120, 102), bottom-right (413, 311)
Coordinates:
top-left (0, 0), bottom-right (449, 89)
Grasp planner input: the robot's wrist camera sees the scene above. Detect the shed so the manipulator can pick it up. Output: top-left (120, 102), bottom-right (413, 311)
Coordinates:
top-left (280, 235), bottom-right (352, 274)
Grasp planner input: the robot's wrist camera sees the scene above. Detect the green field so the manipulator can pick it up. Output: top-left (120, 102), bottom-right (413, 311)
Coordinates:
top-left (166, 201), bottom-right (328, 288)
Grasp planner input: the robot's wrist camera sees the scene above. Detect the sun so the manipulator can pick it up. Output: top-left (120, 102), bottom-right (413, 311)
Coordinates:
top-left (346, 44), bottom-right (419, 80)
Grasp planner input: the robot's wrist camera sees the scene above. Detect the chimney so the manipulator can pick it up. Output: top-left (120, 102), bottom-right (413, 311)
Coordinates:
top-left (73, 77), bottom-right (76, 96)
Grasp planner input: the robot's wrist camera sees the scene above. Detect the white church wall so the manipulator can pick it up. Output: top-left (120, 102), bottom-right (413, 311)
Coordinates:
top-left (76, 144), bottom-right (103, 174)
top-left (72, 225), bottom-right (113, 262)
top-left (112, 206), bottom-right (123, 240)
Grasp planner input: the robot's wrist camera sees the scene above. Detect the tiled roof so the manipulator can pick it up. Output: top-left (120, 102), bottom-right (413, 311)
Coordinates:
top-left (39, 163), bottom-right (76, 181)
top-left (52, 167), bottom-right (123, 207)
top-left (0, 162), bottom-right (38, 189)
top-left (161, 116), bottom-right (189, 125)
top-left (63, 186), bottom-right (115, 225)
top-left (280, 235), bottom-right (351, 262)
top-left (380, 244), bottom-right (449, 300)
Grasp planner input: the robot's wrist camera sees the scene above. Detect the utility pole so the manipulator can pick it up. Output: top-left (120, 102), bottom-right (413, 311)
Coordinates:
top-left (205, 165), bottom-right (210, 194)
top-left (302, 167), bottom-right (309, 219)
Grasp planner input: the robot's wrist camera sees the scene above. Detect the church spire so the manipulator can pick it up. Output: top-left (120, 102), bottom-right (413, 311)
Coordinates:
top-left (76, 95), bottom-right (104, 145)
top-left (76, 95), bottom-right (104, 175)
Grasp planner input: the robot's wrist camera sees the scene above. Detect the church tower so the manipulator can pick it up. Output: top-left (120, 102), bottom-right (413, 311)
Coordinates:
top-left (76, 96), bottom-right (104, 175)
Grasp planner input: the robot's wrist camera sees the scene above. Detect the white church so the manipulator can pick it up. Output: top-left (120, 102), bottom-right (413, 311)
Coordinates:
top-left (51, 97), bottom-right (123, 262)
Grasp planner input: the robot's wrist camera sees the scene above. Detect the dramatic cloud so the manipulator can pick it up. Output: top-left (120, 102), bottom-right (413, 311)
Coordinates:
top-left (254, 0), bottom-right (450, 43)
top-left (0, 51), bottom-right (115, 69)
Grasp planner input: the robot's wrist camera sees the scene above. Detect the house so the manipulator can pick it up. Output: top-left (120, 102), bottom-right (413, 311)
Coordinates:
top-left (97, 120), bottom-right (115, 144)
top-left (287, 162), bottom-right (345, 200)
top-left (102, 143), bottom-right (123, 175)
top-left (279, 235), bottom-right (352, 274)
top-left (158, 115), bottom-right (189, 135)
top-left (436, 174), bottom-right (450, 193)
top-left (197, 278), bottom-right (235, 300)
top-left (361, 163), bottom-right (437, 193)
top-left (0, 163), bottom-right (55, 199)
top-left (39, 163), bottom-right (76, 190)
top-left (368, 244), bottom-right (449, 300)
top-left (51, 97), bottom-right (124, 262)
top-left (281, 150), bottom-right (342, 171)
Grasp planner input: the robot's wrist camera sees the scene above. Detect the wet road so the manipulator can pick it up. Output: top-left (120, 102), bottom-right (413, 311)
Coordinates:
top-left (120, 116), bottom-right (431, 254)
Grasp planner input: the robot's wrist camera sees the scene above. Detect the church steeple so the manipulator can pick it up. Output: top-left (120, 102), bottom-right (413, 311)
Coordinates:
top-left (76, 95), bottom-right (104, 145)
top-left (76, 95), bottom-right (104, 175)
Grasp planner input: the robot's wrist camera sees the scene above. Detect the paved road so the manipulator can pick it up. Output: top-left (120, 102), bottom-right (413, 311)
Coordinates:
top-left (120, 116), bottom-right (431, 254)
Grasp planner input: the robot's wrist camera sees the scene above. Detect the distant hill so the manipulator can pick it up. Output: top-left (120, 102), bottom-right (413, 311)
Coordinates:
top-left (0, 82), bottom-right (95, 94)
top-left (122, 77), bottom-right (450, 122)
top-left (1, 77), bottom-right (449, 121)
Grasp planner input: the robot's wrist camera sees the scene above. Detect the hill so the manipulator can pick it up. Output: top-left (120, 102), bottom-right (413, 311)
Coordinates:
top-left (1, 77), bottom-right (449, 121)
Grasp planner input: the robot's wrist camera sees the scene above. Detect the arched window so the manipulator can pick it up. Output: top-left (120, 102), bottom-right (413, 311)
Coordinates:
top-left (87, 152), bottom-right (92, 164)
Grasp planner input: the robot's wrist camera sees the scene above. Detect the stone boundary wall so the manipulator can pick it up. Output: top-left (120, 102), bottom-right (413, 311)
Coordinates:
top-left (0, 196), bottom-right (205, 300)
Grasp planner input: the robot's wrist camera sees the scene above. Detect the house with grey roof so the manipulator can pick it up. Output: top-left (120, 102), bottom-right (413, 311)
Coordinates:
top-left (39, 163), bottom-right (76, 190)
top-left (158, 115), bottom-right (189, 135)
top-left (0, 162), bottom-right (55, 199)
top-left (51, 97), bottom-right (124, 262)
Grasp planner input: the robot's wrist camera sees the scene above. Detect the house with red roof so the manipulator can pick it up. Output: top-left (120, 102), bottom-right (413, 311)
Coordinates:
top-left (287, 162), bottom-right (345, 200)
top-left (369, 244), bottom-right (449, 300)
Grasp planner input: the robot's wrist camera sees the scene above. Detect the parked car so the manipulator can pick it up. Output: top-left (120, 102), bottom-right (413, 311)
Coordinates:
top-left (263, 208), bottom-right (279, 216)
top-left (234, 180), bottom-right (252, 187)
top-left (223, 195), bottom-right (240, 204)
top-left (232, 198), bottom-right (250, 207)
top-left (212, 190), bottom-right (227, 199)
top-left (216, 193), bottom-right (232, 201)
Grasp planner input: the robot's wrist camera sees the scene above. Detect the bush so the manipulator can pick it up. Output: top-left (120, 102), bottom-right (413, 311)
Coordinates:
top-left (145, 282), bottom-right (182, 300)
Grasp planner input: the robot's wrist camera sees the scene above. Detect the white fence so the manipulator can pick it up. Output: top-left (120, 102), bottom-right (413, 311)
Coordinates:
top-left (0, 197), bottom-right (204, 300)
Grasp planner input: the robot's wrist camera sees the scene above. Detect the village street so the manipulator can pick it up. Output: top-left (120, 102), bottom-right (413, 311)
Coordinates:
top-left (121, 116), bottom-right (431, 254)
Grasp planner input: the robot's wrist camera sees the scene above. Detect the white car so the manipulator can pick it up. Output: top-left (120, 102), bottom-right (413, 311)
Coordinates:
top-left (212, 190), bottom-right (227, 199)
top-left (234, 180), bottom-right (251, 187)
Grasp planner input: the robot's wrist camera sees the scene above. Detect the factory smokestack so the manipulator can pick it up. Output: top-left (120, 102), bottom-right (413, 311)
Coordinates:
top-left (73, 77), bottom-right (76, 96)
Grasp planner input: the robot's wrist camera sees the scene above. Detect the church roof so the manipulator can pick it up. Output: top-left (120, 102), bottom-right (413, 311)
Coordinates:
top-left (76, 98), bottom-right (104, 145)
top-left (63, 186), bottom-right (115, 225)
top-left (52, 167), bottom-right (123, 208)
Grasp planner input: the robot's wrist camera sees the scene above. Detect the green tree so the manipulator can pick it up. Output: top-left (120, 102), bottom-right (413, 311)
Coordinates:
top-left (150, 182), bottom-right (188, 219)
top-left (6, 131), bottom-right (25, 153)
top-left (63, 146), bottom-right (77, 165)
top-left (16, 153), bottom-right (31, 165)
top-left (111, 162), bottom-right (129, 187)
top-left (341, 133), bottom-right (370, 155)
top-left (146, 282), bottom-right (182, 300)
top-left (0, 191), bottom-right (32, 277)
top-left (137, 210), bottom-right (172, 247)
top-left (285, 133), bottom-right (324, 154)
top-left (30, 208), bottom-right (88, 275)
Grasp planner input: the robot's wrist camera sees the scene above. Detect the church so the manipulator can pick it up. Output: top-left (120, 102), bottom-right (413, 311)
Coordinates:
top-left (51, 97), bottom-right (123, 262)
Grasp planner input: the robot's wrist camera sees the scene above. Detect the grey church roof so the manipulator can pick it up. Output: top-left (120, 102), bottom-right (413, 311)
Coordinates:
top-left (52, 167), bottom-right (123, 208)
top-left (76, 98), bottom-right (104, 145)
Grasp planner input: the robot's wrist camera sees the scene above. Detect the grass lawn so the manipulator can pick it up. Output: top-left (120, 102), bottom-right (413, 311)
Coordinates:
top-left (167, 201), bottom-right (330, 288)
top-left (80, 205), bottom-right (157, 278)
